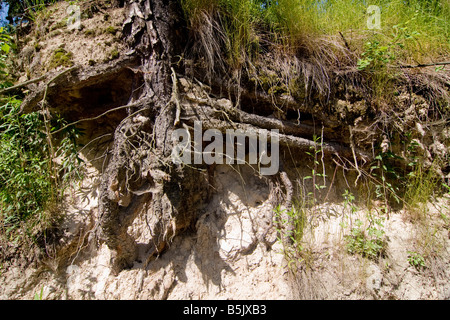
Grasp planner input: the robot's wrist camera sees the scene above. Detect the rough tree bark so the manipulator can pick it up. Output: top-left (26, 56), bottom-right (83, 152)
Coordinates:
top-left (97, 0), bottom-right (211, 273)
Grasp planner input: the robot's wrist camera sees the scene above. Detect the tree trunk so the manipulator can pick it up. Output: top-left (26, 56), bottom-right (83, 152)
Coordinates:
top-left (97, 0), bottom-right (211, 273)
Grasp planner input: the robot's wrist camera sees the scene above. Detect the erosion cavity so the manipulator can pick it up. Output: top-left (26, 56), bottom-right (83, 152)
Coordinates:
top-left (52, 67), bottom-right (140, 115)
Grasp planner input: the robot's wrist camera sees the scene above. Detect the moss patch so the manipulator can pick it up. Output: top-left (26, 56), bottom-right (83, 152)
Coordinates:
top-left (48, 48), bottom-right (74, 70)
top-left (110, 49), bottom-right (119, 60)
top-left (105, 26), bottom-right (118, 35)
top-left (84, 29), bottom-right (96, 37)
top-left (102, 48), bottom-right (120, 63)
top-left (49, 29), bottom-right (62, 38)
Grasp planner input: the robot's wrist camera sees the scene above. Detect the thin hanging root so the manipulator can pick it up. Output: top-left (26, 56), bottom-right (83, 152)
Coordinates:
top-left (280, 171), bottom-right (295, 245)
top-left (349, 125), bottom-right (363, 186)
top-left (280, 172), bottom-right (293, 211)
top-left (171, 67), bottom-right (182, 127)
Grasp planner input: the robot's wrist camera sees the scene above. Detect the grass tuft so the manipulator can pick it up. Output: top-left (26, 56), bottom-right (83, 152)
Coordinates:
top-left (181, 0), bottom-right (449, 102)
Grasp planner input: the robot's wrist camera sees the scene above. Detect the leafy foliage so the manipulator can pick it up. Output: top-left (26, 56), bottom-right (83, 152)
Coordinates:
top-left (0, 98), bottom-right (53, 238)
top-left (0, 98), bottom-right (84, 247)
top-left (3, 0), bottom-right (56, 23)
top-left (407, 251), bottom-right (426, 270)
top-left (340, 190), bottom-right (387, 260)
top-left (303, 135), bottom-right (327, 206)
top-left (345, 217), bottom-right (386, 260)
top-left (370, 150), bottom-right (404, 208)
top-left (0, 6), bottom-right (86, 257)
top-left (274, 205), bottom-right (313, 269)
top-left (0, 27), bottom-right (13, 88)
top-left (357, 40), bottom-right (395, 71)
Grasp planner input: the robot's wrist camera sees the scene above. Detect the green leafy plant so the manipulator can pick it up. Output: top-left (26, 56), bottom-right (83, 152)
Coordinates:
top-left (370, 150), bottom-right (403, 215)
top-left (342, 193), bottom-right (386, 261)
top-left (0, 98), bottom-right (84, 251)
top-left (345, 216), bottom-right (386, 260)
top-left (303, 134), bottom-right (327, 207)
top-left (357, 40), bottom-right (394, 71)
top-left (357, 17), bottom-right (422, 98)
top-left (358, 16), bottom-right (421, 71)
top-left (274, 205), bottom-right (306, 245)
top-left (407, 251), bottom-right (426, 270)
top-left (342, 189), bottom-right (358, 219)
top-left (33, 286), bottom-right (44, 300)
top-left (0, 98), bottom-right (53, 236)
top-left (0, 28), bottom-right (13, 89)
top-left (274, 205), bottom-right (313, 269)
top-left (0, 10), bottom-right (85, 258)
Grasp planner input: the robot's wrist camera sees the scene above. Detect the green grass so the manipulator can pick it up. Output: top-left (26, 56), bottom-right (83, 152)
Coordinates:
top-left (181, 0), bottom-right (263, 69)
top-left (265, 0), bottom-right (449, 61)
top-left (179, 0), bottom-right (449, 106)
top-left (404, 161), bottom-right (440, 222)
top-left (181, 0), bottom-right (449, 70)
